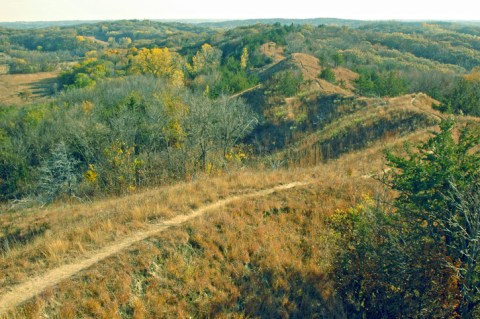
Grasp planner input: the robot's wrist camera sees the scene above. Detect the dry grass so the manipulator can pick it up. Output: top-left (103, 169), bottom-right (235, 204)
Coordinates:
top-left (1, 152), bottom-right (379, 318)
top-left (290, 53), bottom-right (354, 96)
top-left (260, 42), bottom-right (285, 63)
top-left (0, 72), bottom-right (57, 106)
top-left (333, 67), bottom-right (359, 90)
top-left (291, 53), bottom-right (322, 81)
top-left (0, 168), bottom-right (314, 294)
top-left (1, 123), bottom-right (460, 317)
top-left (280, 92), bottom-right (459, 166)
top-left (83, 36), bottom-right (109, 47)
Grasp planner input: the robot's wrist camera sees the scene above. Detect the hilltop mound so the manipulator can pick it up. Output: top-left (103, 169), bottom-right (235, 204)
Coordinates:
top-left (282, 93), bottom-right (445, 166)
top-left (258, 52), bottom-right (356, 97)
top-left (290, 53), bottom-right (321, 80)
top-left (259, 42), bottom-right (285, 63)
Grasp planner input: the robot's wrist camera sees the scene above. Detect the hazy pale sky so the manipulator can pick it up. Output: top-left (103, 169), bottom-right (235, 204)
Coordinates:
top-left (1, 0), bottom-right (478, 22)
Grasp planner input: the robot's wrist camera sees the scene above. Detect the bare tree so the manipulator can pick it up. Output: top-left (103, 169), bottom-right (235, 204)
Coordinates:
top-left (443, 179), bottom-right (480, 318)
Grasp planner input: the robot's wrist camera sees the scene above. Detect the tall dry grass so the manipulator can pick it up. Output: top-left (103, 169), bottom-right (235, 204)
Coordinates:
top-left (3, 167), bottom-right (377, 318)
top-left (0, 168), bottom-right (313, 292)
top-left (0, 127), bottom-right (441, 318)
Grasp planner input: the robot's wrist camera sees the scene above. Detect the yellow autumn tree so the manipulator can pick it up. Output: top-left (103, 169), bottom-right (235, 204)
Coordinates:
top-left (187, 43), bottom-right (222, 75)
top-left (132, 47), bottom-right (172, 77)
top-left (131, 47), bottom-right (185, 86)
top-left (170, 69), bottom-right (185, 87)
top-left (240, 47), bottom-right (249, 70)
top-left (160, 92), bottom-right (189, 148)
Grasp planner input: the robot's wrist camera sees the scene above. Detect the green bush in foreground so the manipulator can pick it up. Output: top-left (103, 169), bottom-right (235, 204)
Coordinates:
top-left (331, 119), bottom-right (480, 318)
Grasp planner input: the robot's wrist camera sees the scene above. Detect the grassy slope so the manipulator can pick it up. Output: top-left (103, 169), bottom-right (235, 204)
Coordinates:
top-left (0, 127), bottom-right (431, 318)
top-left (281, 93), bottom-right (444, 166)
top-left (0, 170), bottom-right (308, 291)
top-left (2, 114), bottom-right (479, 318)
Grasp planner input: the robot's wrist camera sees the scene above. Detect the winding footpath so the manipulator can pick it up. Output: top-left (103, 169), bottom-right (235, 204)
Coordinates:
top-left (0, 182), bottom-right (306, 314)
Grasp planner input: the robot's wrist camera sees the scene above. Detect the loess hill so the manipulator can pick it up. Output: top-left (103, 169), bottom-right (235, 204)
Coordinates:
top-left (1, 18), bottom-right (480, 318)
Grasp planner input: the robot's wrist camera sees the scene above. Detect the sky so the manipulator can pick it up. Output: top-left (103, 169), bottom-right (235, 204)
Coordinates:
top-left (1, 0), bottom-right (479, 22)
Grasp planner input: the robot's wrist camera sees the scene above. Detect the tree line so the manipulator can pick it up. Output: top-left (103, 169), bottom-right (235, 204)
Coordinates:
top-left (0, 76), bottom-right (257, 202)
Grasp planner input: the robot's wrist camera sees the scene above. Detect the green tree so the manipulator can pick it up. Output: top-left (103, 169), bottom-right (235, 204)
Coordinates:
top-left (266, 71), bottom-right (303, 97)
top-left (442, 77), bottom-right (480, 116)
top-left (386, 119), bottom-right (480, 318)
top-left (332, 119), bottom-right (480, 318)
top-left (59, 58), bottom-right (113, 89)
top-left (333, 52), bottom-right (345, 67)
top-left (355, 69), bottom-right (406, 97)
top-left (319, 67), bottom-right (336, 83)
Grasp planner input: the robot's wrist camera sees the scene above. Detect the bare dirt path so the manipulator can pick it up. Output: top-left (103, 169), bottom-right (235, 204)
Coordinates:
top-left (0, 182), bottom-right (306, 314)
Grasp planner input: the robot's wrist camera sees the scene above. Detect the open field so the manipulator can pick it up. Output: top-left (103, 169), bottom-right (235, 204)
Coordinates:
top-left (0, 72), bottom-right (58, 106)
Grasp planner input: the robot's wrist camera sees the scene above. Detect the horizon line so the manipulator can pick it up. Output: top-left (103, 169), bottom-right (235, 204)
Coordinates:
top-left (1, 17), bottom-right (480, 24)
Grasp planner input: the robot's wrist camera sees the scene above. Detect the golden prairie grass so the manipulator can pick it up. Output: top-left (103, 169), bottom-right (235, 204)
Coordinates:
top-left (0, 72), bottom-right (58, 106)
top-left (0, 154), bottom-right (385, 318)
top-left (4, 171), bottom-right (375, 318)
top-left (0, 127), bottom-right (445, 318)
top-left (0, 165), bottom-right (321, 293)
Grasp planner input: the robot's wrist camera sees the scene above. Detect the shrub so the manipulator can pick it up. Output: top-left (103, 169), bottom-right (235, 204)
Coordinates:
top-left (266, 70), bottom-right (303, 97)
top-left (331, 119), bottom-right (480, 318)
top-left (319, 67), bottom-right (336, 83)
top-left (37, 141), bottom-right (80, 203)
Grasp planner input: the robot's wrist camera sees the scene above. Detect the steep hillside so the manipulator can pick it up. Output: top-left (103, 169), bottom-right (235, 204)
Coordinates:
top-left (282, 93), bottom-right (444, 166)
top-left (258, 52), bottom-right (354, 96)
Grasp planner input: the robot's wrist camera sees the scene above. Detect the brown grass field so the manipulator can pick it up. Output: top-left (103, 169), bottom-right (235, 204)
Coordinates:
top-left (0, 126), bottom-right (426, 318)
top-left (0, 72), bottom-right (58, 106)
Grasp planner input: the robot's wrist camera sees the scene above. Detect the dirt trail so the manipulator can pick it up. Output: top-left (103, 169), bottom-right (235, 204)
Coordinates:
top-left (0, 182), bottom-right (306, 314)
top-left (230, 84), bottom-right (262, 98)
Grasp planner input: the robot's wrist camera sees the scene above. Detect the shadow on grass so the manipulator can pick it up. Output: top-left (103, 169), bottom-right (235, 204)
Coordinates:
top-left (28, 77), bottom-right (58, 97)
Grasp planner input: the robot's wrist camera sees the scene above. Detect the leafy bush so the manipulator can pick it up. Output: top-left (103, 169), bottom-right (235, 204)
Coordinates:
top-left (265, 70), bottom-right (303, 97)
top-left (58, 58), bottom-right (114, 89)
top-left (319, 67), bottom-right (336, 83)
top-left (331, 119), bottom-right (480, 318)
